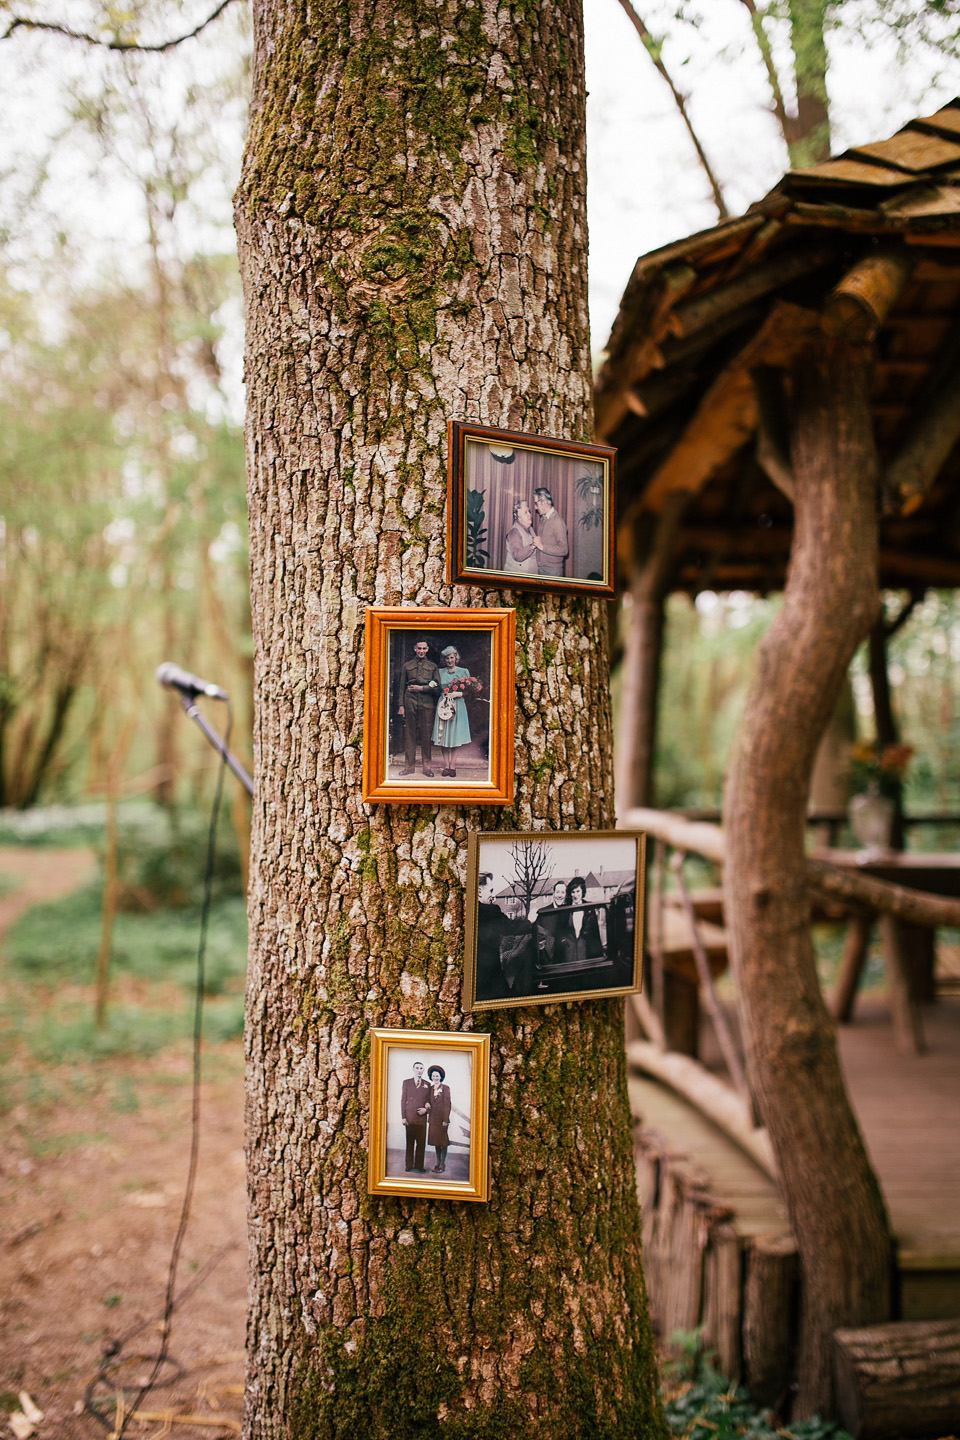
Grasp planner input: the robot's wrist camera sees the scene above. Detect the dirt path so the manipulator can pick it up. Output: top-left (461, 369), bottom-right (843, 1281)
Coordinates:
top-left (0, 848), bottom-right (98, 932)
top-left (0, 850), bottom-right (247, 1440)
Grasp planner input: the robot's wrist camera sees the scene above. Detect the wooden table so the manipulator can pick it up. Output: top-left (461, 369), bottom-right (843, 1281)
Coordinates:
top-left (810, 849), bottom-right (960, 1051)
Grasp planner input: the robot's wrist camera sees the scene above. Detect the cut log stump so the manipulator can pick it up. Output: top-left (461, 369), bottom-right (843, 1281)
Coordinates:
top-left (833, 1317), bottom-right (960, 1438)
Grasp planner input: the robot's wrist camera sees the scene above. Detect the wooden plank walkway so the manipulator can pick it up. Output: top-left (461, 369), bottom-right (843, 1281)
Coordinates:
top-left (629, 990), bottom-right (960, 1357)
top-left (838, 992), bottom-right (960, 1320)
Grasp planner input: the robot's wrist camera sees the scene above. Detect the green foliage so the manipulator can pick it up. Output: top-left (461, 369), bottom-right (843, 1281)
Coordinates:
top-left (661, 1332), bottom-right (852, 1440)
top-left (0, 801), bottom-right (119, 847)
top-left (0, 260), bottom-right (250, 809)
top-left (851, 590), bottom-right (960, 816)
top-left (466, 487), bottom-right (488, 568)
top-left (5, 883), bottom-right (247, 991)
top-left (110, 804), bottom-right (245, 910)
top-left (644, 593), bottom-right (780, 809)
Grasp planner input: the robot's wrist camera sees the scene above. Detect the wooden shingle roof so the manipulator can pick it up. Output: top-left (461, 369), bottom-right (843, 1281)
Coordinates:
top-left (595, 101), bottom-right (960, 593)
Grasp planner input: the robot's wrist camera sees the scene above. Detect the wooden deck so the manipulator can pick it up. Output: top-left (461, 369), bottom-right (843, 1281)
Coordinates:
top-left (629, 990), bottom-right (960, 1393)
top-left (838, 992), bottom-right (960, 1318)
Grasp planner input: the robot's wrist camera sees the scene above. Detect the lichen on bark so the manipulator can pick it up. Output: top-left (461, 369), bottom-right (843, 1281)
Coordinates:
top-left (236, 1), bottom-right (664, 1435)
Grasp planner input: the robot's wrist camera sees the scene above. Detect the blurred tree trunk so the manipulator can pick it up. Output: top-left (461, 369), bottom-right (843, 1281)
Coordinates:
top-left (235, 2), bottom-right (665, 1437)
top-left (723, 319), bottom-right (892, 1418)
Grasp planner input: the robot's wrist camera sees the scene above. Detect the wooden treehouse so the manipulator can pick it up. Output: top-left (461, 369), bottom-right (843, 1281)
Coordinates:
top-left (598, 102), bottom-right (960, 1432)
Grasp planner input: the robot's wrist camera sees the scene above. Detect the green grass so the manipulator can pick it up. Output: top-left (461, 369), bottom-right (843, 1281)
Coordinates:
top-left (4, 883), bottom-right (247, 992)
top-left (0, 801), bottom-right (122, 847)
top-left (0, 866), bottom-right (247, 1107)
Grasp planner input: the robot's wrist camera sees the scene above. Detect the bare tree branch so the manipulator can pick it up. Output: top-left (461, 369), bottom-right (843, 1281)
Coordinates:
top-left (2, 0), bottom-right (237, 52)
top-left (509, 838), bottom-right (553, 919)
top-left (614, 0), bottom-right (729, 219)
top-left (737, 0), bottom-right (792, 149)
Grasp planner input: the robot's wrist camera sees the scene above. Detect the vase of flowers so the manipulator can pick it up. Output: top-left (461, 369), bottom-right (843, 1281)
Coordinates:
top-left (848, 741), bottom-right (913, 853)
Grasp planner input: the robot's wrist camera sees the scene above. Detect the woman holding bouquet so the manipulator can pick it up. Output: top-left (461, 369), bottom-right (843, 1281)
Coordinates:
top-left (432, 644), bottom-right (473, 777)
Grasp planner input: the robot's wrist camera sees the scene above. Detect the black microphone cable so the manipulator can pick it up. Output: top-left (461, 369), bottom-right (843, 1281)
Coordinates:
top-left (86, 706), bottom-right (234, 1438)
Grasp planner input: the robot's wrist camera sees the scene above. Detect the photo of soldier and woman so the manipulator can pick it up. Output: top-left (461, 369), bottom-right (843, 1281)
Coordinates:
top-left (384, 1047), bottom-right (474, 1184)
top-left (385, 628), bottom-right (492, 785)
top-left (466, 833), bottom-right (644, 1010)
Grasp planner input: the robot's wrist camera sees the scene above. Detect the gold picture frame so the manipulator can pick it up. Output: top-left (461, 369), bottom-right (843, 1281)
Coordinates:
top-left (361, 606), bottom-right (516, 805)
top-left (463, 830), bottom-right (646, 1011)
top-left (367, 1028), bottom-right (491, 1202)
top-left (447, 420), bottom-right (616, 597)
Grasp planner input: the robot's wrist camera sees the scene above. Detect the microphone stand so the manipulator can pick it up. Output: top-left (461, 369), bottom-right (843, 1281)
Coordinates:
top-left (177, 694), bottom-right (254, 797)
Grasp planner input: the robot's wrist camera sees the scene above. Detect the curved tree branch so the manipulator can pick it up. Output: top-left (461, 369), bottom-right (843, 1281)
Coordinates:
top-left (615, 0), bottom-right (729, 219)
top-left (2, 0), bottom-right (237, 52)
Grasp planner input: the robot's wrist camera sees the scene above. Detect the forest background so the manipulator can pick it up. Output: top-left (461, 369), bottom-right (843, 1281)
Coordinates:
top-left (2, 0), bottom-right (959, 837)
top-left (1, 1), bottom-right (959, 1434)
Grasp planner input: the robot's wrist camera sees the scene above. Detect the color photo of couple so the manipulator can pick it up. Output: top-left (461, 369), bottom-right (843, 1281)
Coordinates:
top-left (453, 428), bottom-right (614, 594)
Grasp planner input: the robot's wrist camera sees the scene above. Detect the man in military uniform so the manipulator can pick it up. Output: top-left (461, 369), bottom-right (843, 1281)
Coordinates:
top-left (397, 638), bottom-right (441, 776)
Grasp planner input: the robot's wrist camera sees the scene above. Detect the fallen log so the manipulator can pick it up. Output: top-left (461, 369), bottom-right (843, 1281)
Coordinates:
top-left (833, 1318), bottom-right (960, 1438)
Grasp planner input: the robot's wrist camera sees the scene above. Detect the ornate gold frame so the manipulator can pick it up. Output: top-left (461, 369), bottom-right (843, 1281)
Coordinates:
top-left (361, 606), bottom-right (515, 805)
top-left (463, 830), bottom-right (647, 1011)
top-left (367, 1028), bottom-right (491, 1202)
top-left (447, 419), bottom-right (616, 597)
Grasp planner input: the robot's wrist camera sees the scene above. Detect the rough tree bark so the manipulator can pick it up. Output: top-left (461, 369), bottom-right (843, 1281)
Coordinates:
top-left (234, 2), bottom-right (664, 1436)
top-left (722, 320), bottom-right (892, 1417)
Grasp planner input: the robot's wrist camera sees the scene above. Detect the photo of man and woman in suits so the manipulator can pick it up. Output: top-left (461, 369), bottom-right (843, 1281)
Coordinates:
top-left (466, 833), bottom-right (644, 1010)
top-left (385, 1050), bottom-right (473, 1183)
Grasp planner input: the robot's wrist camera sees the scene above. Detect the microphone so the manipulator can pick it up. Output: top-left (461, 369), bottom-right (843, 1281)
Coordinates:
top-left (156, 662), bottom-right (229, 702)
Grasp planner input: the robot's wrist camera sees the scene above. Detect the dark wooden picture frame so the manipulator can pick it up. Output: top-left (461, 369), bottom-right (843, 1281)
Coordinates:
top-left (447, 420), bottom-right (616, 596)
top-left (361, 606), bottom-right (516, 805)
top-left (463, 830), bottom-right (646, 1011)
top-left (367, 1028), bottom-right (491, 1202)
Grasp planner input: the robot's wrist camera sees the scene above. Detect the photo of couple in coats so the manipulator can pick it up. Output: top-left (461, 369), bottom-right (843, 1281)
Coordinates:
top-left (386, 629), bottom-right (491, 784)
top-left (469, 835), bottom-right (642, 1008)
top-left (464, 436), bottom-right (609, 588)
top-left (386, 1053), bottom-right (472, 1183)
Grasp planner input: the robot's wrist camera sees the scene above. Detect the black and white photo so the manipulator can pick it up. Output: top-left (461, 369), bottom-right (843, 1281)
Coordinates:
top-left (464, 832), bottom-right (646, 1010)
top-left (368, 1029), bottom-right (491, 1201)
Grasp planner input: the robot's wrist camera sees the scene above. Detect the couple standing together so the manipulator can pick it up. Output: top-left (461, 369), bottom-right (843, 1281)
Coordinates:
top-left (398, 641), bottom-right (473, 778)
top-left (400, 1061), bottom-right (452, 1173)
top-left (503, 487), bottom-right (568, 578)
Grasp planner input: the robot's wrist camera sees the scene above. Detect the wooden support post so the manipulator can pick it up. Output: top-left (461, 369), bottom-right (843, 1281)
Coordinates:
top-left (833, 912), bottom-right (874, 1023)
top-left (879, 914), bottom-right (926, 1055)
top-left (743, 1234), bottom-right (798, 1410)
top-left (703, 1227), bottom-right (742, 1382)
top-left (898, 923), bottom-right (936, 1005)
top-left (662, 971), bottom-right (701, 1057)
top-left (833, 1318), bottom-right (960, 1439)
top-left (615, 497), bottom-right (686, 812)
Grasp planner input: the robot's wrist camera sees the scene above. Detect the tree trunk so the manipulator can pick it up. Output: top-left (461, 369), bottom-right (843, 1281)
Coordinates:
top-left (235, 3), bottom-right (664, 1436)
top-left (723, 322), bottom-right (892, 1417)
top-left (785, 0), bottom-right (831, 166)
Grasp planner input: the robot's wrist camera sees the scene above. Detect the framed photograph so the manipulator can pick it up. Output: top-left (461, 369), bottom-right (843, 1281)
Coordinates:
top-left (463, 830), bottom-right (646, 1011)
top-left (367, 1028), bottom-right (491, 1202)
top-left (361, 606), bottom-right (516, 805)
top-left (447, 420), bottom-right (616, 596)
